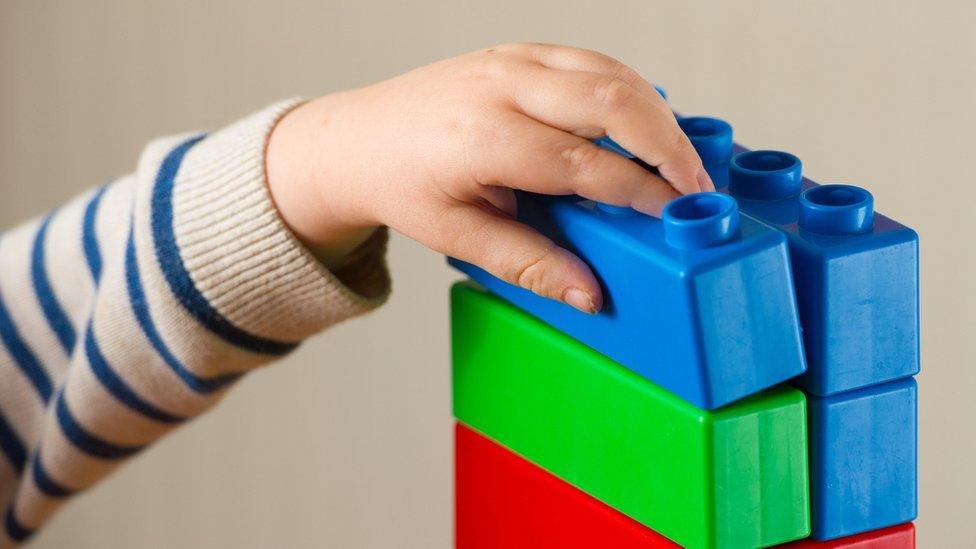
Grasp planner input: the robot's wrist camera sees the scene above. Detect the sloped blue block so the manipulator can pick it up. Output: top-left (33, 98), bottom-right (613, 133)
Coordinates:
top-left (676, 116), bottom-right (920, 396)
top-left (449, 189), bottom-right (806, 410)
top-left (807, 378), bottom-right (917, 540)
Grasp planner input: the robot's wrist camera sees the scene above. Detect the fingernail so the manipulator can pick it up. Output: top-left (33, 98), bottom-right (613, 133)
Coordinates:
top-left (697, 169), bottom-right (715, 192)
top-left (564, 287), bottom-right (597, 314)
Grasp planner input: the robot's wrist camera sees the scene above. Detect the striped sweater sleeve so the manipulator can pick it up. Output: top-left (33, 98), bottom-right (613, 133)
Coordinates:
top-left (0, 100), bottom-right (391, 545)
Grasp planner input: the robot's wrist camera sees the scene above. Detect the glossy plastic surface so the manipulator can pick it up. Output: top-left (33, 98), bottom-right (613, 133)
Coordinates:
top-left (729, 149), bottom-right (804, 200)
top-left (455, 423), bottom-right (680, 549)
top-left (675, 116), bottom-right (919, 396)
top-left (451, 282), bottom-right (810, 548)
top-left (799, 185), bottom-right (874, 236)
top-left (807, 378), bottom-right (918, 540)
top-left (456, 423), bottom-right (913, 549)
top-left (448, 191), bottom-right (805, 409)
top-left (780, 523), bottom-right (915, 548)
top-left (662, 193), bottom-right (740, 249)
top-left (730, 149), bottom-right (919, 396)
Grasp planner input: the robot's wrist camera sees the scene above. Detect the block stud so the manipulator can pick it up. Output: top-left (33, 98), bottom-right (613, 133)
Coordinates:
top-left (798, 184), bottom-right (875, 235)
top-left (663, 192), bottom-right (739, 249)
top-left (679, 116), bottom-right (734, 188)
top-left (730, 150), bottom-right (803, 199)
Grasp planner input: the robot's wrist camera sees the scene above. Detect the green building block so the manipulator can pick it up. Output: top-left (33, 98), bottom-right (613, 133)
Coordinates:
top-left (451, 282), bottom-right (810, 549)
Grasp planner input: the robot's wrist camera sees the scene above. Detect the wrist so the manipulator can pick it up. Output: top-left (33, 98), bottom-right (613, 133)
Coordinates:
top-left (266, 96), bottom-right (378, 270)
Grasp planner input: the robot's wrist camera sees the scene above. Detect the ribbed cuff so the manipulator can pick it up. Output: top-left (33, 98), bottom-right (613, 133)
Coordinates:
top-left (165, 99), bottom-right (391, 343)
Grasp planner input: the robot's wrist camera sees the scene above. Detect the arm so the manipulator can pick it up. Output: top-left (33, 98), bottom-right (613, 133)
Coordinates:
top-left (0, 43), bottom-right (706, 544)
top-left (0, 102), bottom-right (391, 543)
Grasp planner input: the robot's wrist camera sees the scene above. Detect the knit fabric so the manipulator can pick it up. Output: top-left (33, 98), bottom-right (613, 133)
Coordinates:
top-left (0, 100), bottom-right (391, 545)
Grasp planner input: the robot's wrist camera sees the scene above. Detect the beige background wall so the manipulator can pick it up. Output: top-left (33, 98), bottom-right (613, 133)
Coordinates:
top-left (0, 0), bottom-right (972, 546)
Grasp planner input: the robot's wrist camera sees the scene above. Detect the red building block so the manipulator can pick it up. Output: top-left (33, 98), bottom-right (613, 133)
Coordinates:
top-left (456, 423), bottom-right (915, 549)
top-left (778, 523), bottom-right (915, 548)
top-left (455, 423), bottom-right (678, 548)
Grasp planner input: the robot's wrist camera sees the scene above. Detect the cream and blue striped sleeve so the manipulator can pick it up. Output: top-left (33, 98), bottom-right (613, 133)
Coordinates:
top-left (0, 100), bottom-right (390, 546)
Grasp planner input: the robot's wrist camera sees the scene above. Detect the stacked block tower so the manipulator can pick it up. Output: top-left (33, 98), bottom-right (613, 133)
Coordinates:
top-left (448, 89), bottom-right (919, 548)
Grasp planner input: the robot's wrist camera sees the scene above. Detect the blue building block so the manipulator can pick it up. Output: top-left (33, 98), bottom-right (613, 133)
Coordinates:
top-left (807, 378), bottom-right (917, 540)
top-left (449, 189), bottom-right (806, 410)
top-left (675, 116), bottom-right (920, 396)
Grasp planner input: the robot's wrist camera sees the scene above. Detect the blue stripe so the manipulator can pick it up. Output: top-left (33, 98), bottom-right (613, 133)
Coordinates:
top-left (4, 507), bottom-right (32, 542)
top-left (0, 410), bottom-right (26, 475)
top-left (55, 393), bottom-right (143, 460)
top-left (31, 452), bottom-right (75, 498)
top-left (0, 287), bottom-right (52, 403)
top-left (150, 135), bottom-right (298, 356)
top-left (32, 212), bottom-right (77, 353)
top-left (84, 322), bottom-right (185, 424)
top-left (83, 185), bottom-right (108, 283)
top-left (125, 230), bottom-right (242, 393)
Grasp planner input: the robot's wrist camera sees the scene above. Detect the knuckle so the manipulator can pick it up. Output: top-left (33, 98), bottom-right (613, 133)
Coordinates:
top-left (593, 76), bottom-right (634, 112)
top-left (588, 49), bottom-right (626, 72)
top-left (612, 63), bottom-right (642, 89)
top-left (561, 142), bottom-right (605, 179)
top-left (575, 46), bottom-right (616, 67)
top-left (564, 45), bottom-right (597, 63)
top-left (512, 246), bottom-right (556, 296)
top-left (670, 128), bottom-right (696, 157)
top-left (486, 42), bottom-right (521, 54)
top-left (492, 42), bottom-right (539, 60)
top-left (458, 115), bottom-right (505, 184)
top-left (471, 45), bottom-right (529, 80)
top-left (472, 54), bottom-right (510, 81)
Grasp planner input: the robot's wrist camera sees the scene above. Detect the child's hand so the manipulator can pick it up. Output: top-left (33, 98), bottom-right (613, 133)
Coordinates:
top-left (266, 43), bottom-right (712, 313)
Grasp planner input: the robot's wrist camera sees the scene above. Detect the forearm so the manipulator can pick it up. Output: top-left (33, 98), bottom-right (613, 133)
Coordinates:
top-left (0, 100), bottom-right (390, 544)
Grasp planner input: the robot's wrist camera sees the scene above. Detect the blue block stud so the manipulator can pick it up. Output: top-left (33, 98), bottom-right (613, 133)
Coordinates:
top-left (729, 150), bottom-right (804, 200)
top-left (677, 117), bottom-right (733, 189)
top-left (798, 185), bottom-right (874, 235)
top-left (662, 193), bottom-right (739, 250)
top-left (676, 116), bottom-right (919, 396)
top-left (448, 189), bottom-right (806, 410)
top-left (807, 378), bottom-right (918, 540)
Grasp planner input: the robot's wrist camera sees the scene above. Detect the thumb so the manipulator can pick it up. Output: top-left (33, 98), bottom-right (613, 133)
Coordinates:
top-left (438, 203), bottom-right (602, 314)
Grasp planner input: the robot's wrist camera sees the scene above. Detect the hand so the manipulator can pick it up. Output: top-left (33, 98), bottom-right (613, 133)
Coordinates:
top-left (266, 43), bottom-right (712, 313)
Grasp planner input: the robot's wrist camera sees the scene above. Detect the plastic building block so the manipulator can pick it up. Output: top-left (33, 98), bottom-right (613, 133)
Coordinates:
top-left (456, 422), bottom-right (913, 549)
top-left (455, 423), bottom-right (680, 549)
top-left (448, 189), bottom-right (805, 410)
top-left (807, 378), bottom-right (917, 540)
top-left (676, 116), bottom-right (919, 396)
top-left (451, 282), bottom-right (810, 548)
top-left (779, 523), bottom-right (915, 548)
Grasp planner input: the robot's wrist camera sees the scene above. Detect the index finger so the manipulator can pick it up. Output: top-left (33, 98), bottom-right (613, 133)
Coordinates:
top-left (507, 65), bottom-right (713, 194)
top-left (525, 43), bottom-right (666, 102)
